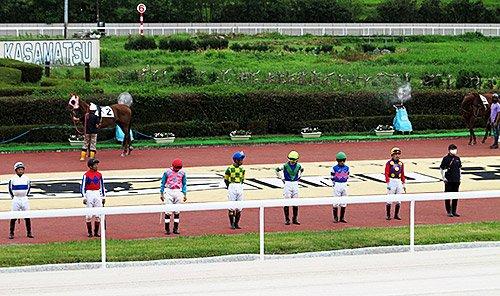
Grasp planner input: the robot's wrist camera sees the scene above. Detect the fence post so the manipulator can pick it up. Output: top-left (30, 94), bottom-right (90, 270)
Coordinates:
top-left (409, 200), bottom-right (415, 252)
top-left (101, 214), bottom-right (107, 268)
top-left (259, 206), bottom-right (264, 261)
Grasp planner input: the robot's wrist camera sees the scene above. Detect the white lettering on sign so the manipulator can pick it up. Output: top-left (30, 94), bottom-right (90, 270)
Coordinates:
top-left (0, 40), bottom-right (100, 68)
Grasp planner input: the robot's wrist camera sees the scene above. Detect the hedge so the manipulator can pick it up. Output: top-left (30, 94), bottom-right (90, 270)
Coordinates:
top-left (0, 58), bottom-right (43, 83)
top-left (0, 115), bottom-right (465, 143)
top-left (0, 67), bottom-right (22, 84)
top-left (0, 90), bottom-right (469, 135)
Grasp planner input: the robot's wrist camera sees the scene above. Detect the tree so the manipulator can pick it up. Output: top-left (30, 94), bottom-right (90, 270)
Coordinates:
top-left (375, 0), bottom-right (419, 23)
top-left (418, 0), bottom-right (444, 23)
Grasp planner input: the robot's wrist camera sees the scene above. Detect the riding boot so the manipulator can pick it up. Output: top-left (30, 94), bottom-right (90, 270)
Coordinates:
top-left (292, 206), bottom-right (300, 225)
top-left (451, 199), bottom-right (460, 217)
top-left (86, 222), bottom-right (93, 237)
top-left (173, 213), bottom-right (180, 234)
top-left (90, 151), bottom-right (95, 158)
top-left (25, 218), bottom-right (33, 238)
top-left (234, 211), bottom-right (242, 229)
top-left (9, 219), bottom-right (16, 239)
top-left (445, 199), bottom-right (453, 217)
top-left (339, 207), bottom-right (347, 223)
top-left (394, 204), bottom-right (401, 220)
top-left (332, 207), bottom-right (339, 223)
top-left (228, 211), bottom-right (235, 229)
top-left (94, 221), bottom-right (100, 237)
top-left (386, 204), bottom-right (391, 220)
top-left (80, 151), bottom-right (87, 161)
top-left (284, 206), bottom-right (290, 225)
top-left (164, 213), bottom-right (171, 235)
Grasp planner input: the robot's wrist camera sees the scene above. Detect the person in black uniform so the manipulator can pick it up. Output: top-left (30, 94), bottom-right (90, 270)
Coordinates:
top-left (439, 144), bottom-right (462, 217)
top-left (80, 106), bottom-right (101, 161)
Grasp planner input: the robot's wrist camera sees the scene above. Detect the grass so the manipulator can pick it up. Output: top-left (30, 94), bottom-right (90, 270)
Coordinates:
top-left (0, 129), bottom-right (472, 153)
top-left (0, 221), bottom-right (498, 267)
top-left (3, 34), bottom-right (498, 97)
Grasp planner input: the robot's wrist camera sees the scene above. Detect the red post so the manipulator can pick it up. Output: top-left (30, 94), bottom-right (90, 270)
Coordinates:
top-left (140, 13), bottom-right (144, 36)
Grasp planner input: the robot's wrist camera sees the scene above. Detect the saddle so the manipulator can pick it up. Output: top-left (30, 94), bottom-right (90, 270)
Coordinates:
top-left (479, 95), bottom-right (489, 110)
top-left (90, 103), bottom-right (114, 118)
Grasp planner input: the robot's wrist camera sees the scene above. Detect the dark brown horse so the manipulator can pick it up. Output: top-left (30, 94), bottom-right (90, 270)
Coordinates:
top-left (67, 93), bottom-right (133, 156)
top-left (461, 92), bottom-right (493, 145)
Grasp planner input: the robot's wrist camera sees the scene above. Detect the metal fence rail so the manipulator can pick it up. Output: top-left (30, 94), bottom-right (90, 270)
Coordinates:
top-left (1, 23), bottom-right (499, 37)
top-left (1, 190), bottom-right (499, 269)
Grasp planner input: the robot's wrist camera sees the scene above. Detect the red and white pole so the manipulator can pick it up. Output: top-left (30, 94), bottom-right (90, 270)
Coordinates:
top-left (140, 13), bottom-right (144, 36)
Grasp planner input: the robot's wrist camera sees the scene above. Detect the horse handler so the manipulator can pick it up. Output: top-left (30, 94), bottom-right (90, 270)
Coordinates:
top-left (80, 104), bottom-right (100, 161)
top-left (490, 93), bottom-right (500, 149)
top-left (81, 158), bottom-right (105, 237)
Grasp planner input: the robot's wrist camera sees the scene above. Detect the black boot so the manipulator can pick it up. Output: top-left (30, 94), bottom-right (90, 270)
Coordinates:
top-left (451, 199), bottom-right (460, 217)
top-left (284, 206), bottom-right (290, 225)
top-left (173, 213), bottom-right (180, 234)
top-left (234, 211), bottom-right (242, 229)
top-left (292, 206), bottom-right (300, 225)
top-left (228, 211), bottom-right (235, 229)
top-left (86, 222), bottom-right (93, 237)
top-left (25, 218), bottom-right (33, 238)
top-left (386, 204), bottom-right (391, 220)
top-left (445, 199), bottom-right (453, 217)
top-left (94, 221), bottom-right (100, 237)
top-left (164, 213), bottom-right (171, 235)
top-left (9, 219), bottom-right (16, 239)
top-left (332, 207), bottom-right (339, 223)
top-left (339, 207), bottom-right (347, 223)
top-left (394, 204), bottom-right (401, 220)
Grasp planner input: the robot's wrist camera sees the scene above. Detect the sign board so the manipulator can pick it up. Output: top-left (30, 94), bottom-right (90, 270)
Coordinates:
top-left (0, 40), bottom-right (100, 68)
top-left (137, 3), bottom-right (146, 13)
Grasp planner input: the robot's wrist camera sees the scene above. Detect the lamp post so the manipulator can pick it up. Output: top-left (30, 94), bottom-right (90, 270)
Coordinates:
top-left (64, 0), bottom-right (69, 39)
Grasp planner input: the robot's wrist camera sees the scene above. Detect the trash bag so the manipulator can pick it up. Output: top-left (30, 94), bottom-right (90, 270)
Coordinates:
top-left (393, 105), bottom-right (413, 132)
top-left (115, 125), bottom-right (134, 142)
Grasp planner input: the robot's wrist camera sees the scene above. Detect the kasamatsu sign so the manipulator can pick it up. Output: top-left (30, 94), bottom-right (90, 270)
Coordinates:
top-left (0, 40), bottom-right (100, 67)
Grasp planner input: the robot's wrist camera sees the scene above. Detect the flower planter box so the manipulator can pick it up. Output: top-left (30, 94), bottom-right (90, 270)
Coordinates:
top-left (301, 132), bottom-right (322, 138)
top-left (230, 135), bottom-right (252, 141)
top-left (154, 137), bottom-right (175, 144)
top-left (375, 130), bottom-right (394, 136)
top-left (68, 139), bottom-right (84, 146)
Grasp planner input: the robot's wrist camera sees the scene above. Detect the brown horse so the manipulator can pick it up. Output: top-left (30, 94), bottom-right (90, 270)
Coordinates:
top-left (461, 92), bottom-right (493, 145)
top-left (67, 93), bottom-right (133, 156)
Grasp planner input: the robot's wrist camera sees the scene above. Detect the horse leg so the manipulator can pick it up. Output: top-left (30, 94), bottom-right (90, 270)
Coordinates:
top-left (468, 117), bottom-right (477, 145)
top-left (482, 121), bottom-right (491, 144)
top-left (122, 123), bottom-right (132, 156)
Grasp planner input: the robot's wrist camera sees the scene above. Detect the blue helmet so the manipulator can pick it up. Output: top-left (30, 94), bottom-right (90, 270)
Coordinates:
top-left (232, 151), bottom-right (245, 162)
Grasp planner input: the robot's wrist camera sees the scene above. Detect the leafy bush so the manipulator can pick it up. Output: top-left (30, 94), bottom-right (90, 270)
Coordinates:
top-left (421, 73), bottom-right (444, 87)
top-left (197, 36), bottom-right (229, 50)
top-left (456, 70), bottom-right (481, 89)
top-left (124, 35), bottom-right (157, 50)
top-left (0, 58), bottom-right (43, 83)
top-left (171, 66), bottom-right (204, 85)
top-left (230, 43), bottom-right (270, 52)
top-left (159, 36), bottom-right (197, 51)
top-left (0, 67), bottom-right (22, 84)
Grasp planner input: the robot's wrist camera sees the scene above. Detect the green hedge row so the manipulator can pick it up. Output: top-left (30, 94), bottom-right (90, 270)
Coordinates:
top-left (0, 115), bottom-right (464, 143)
top-left (0, 67), bottom-right (22, 84)
top-left (0, 58), bottom-right (43, 83)
top-left (0, 90), bottom-right (468, 129)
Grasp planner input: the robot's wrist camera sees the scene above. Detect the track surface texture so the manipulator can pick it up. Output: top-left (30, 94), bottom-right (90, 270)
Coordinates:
top-left (1, 247), bottom-right (499, 295)
top-left (1, 138), bottom-right (499, 244)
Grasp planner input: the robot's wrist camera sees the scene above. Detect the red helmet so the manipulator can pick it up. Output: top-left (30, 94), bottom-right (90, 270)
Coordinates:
top-left (172, 158), bottom-right (183, 170)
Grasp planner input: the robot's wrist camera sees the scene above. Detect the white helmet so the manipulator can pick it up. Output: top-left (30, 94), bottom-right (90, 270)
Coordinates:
top-left (14, 162), bottom-right (25, 170)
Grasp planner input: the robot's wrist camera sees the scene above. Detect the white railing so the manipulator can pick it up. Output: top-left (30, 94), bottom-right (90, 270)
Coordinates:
top-left (1, 24), bottom-right (499, 37)
top-left (0, 189), bottom-right (499, 268)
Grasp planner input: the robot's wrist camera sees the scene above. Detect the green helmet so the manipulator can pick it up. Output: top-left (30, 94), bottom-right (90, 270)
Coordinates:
top-left (336, 151), bottom-right (347, 160)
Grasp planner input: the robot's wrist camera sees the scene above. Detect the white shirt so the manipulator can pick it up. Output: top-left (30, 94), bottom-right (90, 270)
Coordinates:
top-left (9, 174), bottom-right (31, 198)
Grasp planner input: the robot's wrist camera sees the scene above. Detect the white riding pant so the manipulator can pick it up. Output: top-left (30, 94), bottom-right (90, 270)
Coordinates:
top-left (84, 190), bottom-right (103, 222)
top-left (333, 182), bottom-right (348, 207)
top-left (12, 197), bottom-right (29, 211)
top-left (164, 189), bottom-right (184, 214)
top-left (386, 179), bottom-right (403, 205)
top-left (283, 181), bottom-right (299, 199)
top-left (228, 183), bottom-right (244, 211)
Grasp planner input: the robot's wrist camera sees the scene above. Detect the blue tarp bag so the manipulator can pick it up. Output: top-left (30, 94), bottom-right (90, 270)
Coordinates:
top-left (115, 126), bottom-right (134, 142)
top-left (393, 106), bottom-right (413, 132)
